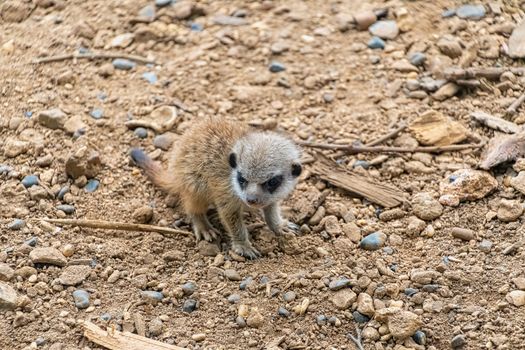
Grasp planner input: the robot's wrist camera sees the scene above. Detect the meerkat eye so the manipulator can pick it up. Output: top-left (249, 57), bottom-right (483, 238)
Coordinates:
top-left (237, 172), bottom-right (247, 187)
top-left (291, 163), bottom-right (302, 177)
top-left (263, 175), bottom-right (283, 193)
top-left (229, 153), bottom-right (237, 168)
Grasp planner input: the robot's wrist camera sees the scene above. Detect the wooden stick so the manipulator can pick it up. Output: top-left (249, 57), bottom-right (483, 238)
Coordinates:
top-left (312, 153), bottom-right (405, 208)
top-left (32, 52), bottom-right (155, 65)
top-left (347, 325), bottom-right (364, 350)
top-left (365, 123), bottom-right (407, 146)
top-left (470, 111), bottom-right (521, 134)
top-left (506, 93), bottom-right (525, 116)
top-left (297, 141), bottom-right (484, 154)
top-left (81, 320), bottom-right (188, 350)
top-left (42, 219), bottom-right (193, 237)
top-left (444, 67), bottom-right (525, 81)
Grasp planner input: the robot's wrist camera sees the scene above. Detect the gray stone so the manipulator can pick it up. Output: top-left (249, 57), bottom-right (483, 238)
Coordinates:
top-left (369, 20), bottom-right (399, 39)
top-left (182, 299), bottom-right (198, 313)
top-left (37, 108), bottom-right (67, 130)
top-left (451, 334), bottom-right (466, 348)
top-left (283, 291), bottom-right (296, 302)
top-left (359, 232), bottom-right (387, 250)
top-left (456, 4), bottom-right (485, 20)
top-left (141, 291), bottom-right (164, 305)
top-left (29, 247), bottom-right (67, 267)
top-left (328, 278), bottom-right (352, 291)
top-left (72, 289), bottom-right (90, 309)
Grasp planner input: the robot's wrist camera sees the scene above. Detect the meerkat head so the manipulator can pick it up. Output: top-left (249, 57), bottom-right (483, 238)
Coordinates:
top-left (229, 131), bottom-right (302, 209)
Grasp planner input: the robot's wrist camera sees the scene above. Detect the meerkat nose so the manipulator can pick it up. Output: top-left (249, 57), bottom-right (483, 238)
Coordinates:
top-left (246, 196), bottom-right (258, 205)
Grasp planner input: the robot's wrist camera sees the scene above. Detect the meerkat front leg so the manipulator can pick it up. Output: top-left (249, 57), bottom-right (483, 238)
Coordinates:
top-left (217, 202), bottom-right (260, 259)
top-left (263, 203), bottom-right (299, 236)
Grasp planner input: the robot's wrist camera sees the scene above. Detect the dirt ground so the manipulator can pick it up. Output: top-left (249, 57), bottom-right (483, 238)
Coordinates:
top-left (2, 0), bottom-right (525, 349)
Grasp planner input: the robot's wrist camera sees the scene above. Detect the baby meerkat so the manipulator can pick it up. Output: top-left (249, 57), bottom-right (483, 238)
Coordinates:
top-left (130, 117), bottom-right (302, 258)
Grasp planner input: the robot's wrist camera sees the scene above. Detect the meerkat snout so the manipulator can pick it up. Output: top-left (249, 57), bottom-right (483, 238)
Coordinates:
top-left (229, 132), bottom-right (302, 208)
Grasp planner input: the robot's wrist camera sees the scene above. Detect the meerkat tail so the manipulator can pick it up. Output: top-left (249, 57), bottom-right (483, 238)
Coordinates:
top-left (130, 148), bottom-right (172, 191)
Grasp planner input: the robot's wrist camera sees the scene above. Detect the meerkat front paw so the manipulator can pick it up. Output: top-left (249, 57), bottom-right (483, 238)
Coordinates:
top-left (232, 241), bottom-right (261, 259)
top-left (283, 220), bottom-right (300, 234)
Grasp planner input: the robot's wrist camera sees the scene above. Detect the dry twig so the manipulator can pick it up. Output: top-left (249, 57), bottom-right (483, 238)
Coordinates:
top-left (470, 111), bottom-right (521, 134)
top-left (42, 218), bottom-right (193, 237)
top-left (297, 141), bottom-right (484, 154)
top-left (311, 153), bottom-right (405, 208)
top-left (444, 67), bottom-right (525, 81)
top-left (32, 52), bottom-right (155, 65)
top-left (365, 122), bottom-right (407, 146)
top-left (506, 93), bottom-right (525, 116)
top-left (81, 320), bottom-right (187, 350)
top-left (347, 325), bottom-right (365, 350)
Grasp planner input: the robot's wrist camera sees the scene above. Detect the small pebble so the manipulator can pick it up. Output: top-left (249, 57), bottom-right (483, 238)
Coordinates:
top-left (236, 316), bottom-right (246, 327)
top-left (56, 205), bottom-right (75, 214)
top-left (22, 175), bottom-right (39, 188)
top-left (456, 4), bottom-right (485, 20)
top-left (8, 219), bottom-right (25, 230)
top-left (359, 232), bottom-right (387, 250)
top-left (100, 313), bottom-right (111, 321)
top-left (227, 294), bottom-right (241, 303)
top-left (240, 277), bottom-right (253, 290)
top-left (191, 333), bottom-right (206, 342)
top-left (57, 186), bottom-right (69, 200)
top-left (155, 0), bottom-right (172, 7)
top-left (85, 179), bottom-right (99, 193)
top-left (450, 227), bottom-right (474, 241)
top-left (353, 160), bottom-right (369, 169)
top-left (352, 311), bottom-right (370, 323)
top-left (479, 239), bottom-right (492, 253)
top-left (190, 23), bottom-right (203, 32)
top-left (141, 291), bottom-right (164, 304)
top-left (451, 334), bottom-right (466, 348)
top-left (409, 52), bottom-right (426, 66)
top-left (367, 36), bottom-right (385, 49)
top-left (61, 244), bottom-right (74, 257)
top-left (134, 127), bottom-right (148, 138)
top-left (24, 237), bottom-right (37, 247)
top-left (269, 61), bottom-right (286, 73)
top-left (224, 269), bottom-right (242, 281)
top-left (404, 288), bottom-right (419, 296)
top-left (90, 108), bottom-right (104, 120)
top-left (328, 316), bottom-right (340, 326)
top-left (182, 299), bottom-right (198, 313)
top-left (316, 314), bottom-right (327, 326)
top-left (278, 306), bottom-right (290, 317)
top-left (413, 330), bottom-right (427, 345)
top-left (142, 72), bottom-right (158, 84)
top-left (283, 291), bottom-right (296, 302)
top-left (329, 278), bottom-right (352, 291)
top-left (112, 59), bottom-right (136, 70)
top-left (182, 282), bottom-right (196, 295)
top-left (148, 318), bottom-right (163, 336)
top-left (72, 290), bottom-right (90, 309)
top-left (35, 337), bottom-right (46, 346)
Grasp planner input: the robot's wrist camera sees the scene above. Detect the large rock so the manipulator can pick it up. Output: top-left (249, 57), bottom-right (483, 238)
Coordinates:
top-left (439, 169), bottom-right (498, 206)
top-left (409, 110), bottom-right (468, 146)
top-left (0, 282), bottom-right (17, 310)
top-left (387, 310), bottom-right (423, 340)
top-left (507, 290), bottom-right (525, 306)
top-left (509, 21), bottom-right (525, 58)
top-left (29, 247), bottom-right (67, 267)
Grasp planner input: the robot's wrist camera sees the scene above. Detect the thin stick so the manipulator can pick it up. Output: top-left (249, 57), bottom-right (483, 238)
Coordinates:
top-left (506, 93), bottom-right (525, 116)
top-left (347, 325), bottom-right (365, 350)
top-left (32, 52), bottom-right (155, 65)
top-left (81, 320), bottom-right (187, 350)
top-left (42, 218), bottom-right (193, 237)
top-left (365, 122), bottom-right (407, 146)
top-left (297, 141), bottom-right (484, 154)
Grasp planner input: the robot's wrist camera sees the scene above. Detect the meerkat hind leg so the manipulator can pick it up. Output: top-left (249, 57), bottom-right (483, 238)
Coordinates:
top-left (181, 193), bottom-right (219, 242)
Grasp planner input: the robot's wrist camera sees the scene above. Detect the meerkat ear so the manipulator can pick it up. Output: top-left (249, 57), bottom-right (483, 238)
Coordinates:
top-left (291, 163), bottom-right (302, 177)
top-left (229, 153), bottom-right (237, 168)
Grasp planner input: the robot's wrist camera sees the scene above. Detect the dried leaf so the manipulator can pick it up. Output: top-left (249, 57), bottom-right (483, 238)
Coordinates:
top-left (480, 132), bottom-right (525, 169)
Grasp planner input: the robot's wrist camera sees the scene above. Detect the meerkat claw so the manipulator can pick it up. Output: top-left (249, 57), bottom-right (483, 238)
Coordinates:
top-left (232, 242), bottom-right (261, 259)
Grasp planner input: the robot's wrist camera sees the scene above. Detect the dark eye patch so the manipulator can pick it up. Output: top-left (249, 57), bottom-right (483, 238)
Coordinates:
top-left (237, 172), bottom-right (247, 188)
top-left (263, 175), bottom-right (283, 193)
